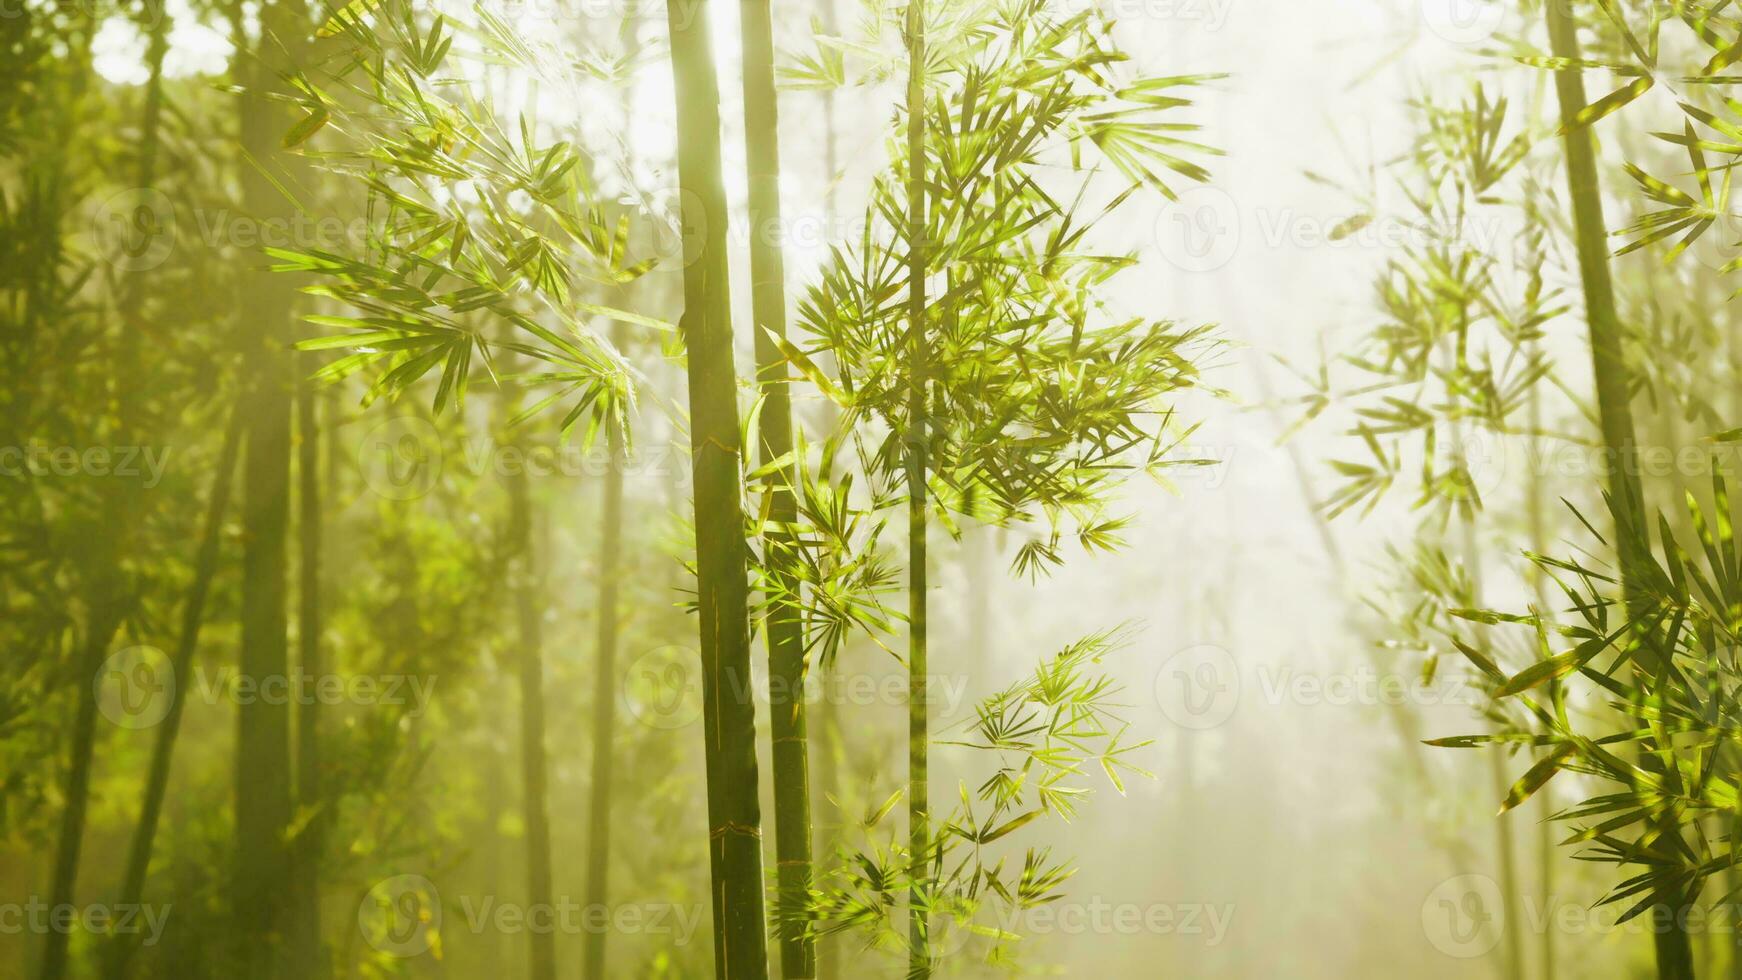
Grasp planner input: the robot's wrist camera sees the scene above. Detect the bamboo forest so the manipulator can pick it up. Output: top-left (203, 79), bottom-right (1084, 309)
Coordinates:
top-left (22, 0), bottom-right (1742, 977)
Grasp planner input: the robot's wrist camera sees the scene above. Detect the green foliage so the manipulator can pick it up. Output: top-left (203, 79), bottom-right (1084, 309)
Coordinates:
top-left (810, 630), bottom-right (1150, 966)
top-left (793, 0), bottom-right (1222, 572)
top-left (1308, 85), bottom-right (1567, 523)
top-left (269, 0), bottom-right (662, 440)
top-left (1437, 479), bottom-right (1742, 923)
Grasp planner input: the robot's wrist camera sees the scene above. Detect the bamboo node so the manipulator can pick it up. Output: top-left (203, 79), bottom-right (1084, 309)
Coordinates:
top-left (710, 821), bottom-right (762, 840)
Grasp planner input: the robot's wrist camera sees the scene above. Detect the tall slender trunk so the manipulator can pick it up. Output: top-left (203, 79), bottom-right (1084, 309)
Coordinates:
top-left (1451, 392), bottom-right (1523, 980)
top-left (508, 460), bottom-right (557, 980)
top-left (39, 10), bottom-right (163, 977)
top-left (1526, 355), bottom-right (1556, 980)
top-left (580, 321), bottom-right (628, 980)
top-left (580, 12), bottom-right (640, 976)
top-left (739, 1), bottom-right (813, 974)
top-left (1544, 7), bottom-right (1694, 978)
top-left (40, 608), bottom-right (122, 980)
top-left (235, 0), bottom-right (308, 971)
top-left (289, 367), bottom-right (326, 979)
top-left (581, 368), bottom-right (625, 980)
top-left (665, 3), bottom-right (770, 975)
top-left (105, 410), bottom-right (245, 980)
top-left (813, 4), bottom-right (843, 974)
top-left (903, 2), bottom-right (931, 975)
top-left (1487, 752), bottom-right (1524, 980)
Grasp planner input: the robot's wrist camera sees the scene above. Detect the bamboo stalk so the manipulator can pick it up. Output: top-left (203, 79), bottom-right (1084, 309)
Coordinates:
top-left (288, 361), bottom-right (326, 979)
top-left (739, 0), bottom-right (814, 973)
top-left (1543, 6), bottom-right (1694, 978)
top-left (233, 0), bottom-right (310, 969)
top-left (581, 321), bottom-right (627, 980)
top-left (104, 410), bottom-right (245, 980)
top-left (904, 1), bottom-right (931, 975)
top-left (580, 11), bottom-right (639, 977)
top-left (814, 2), bottom-right (843, 972)
top-left (508, 459), bottom-right (556, 980)
top-left (1526, 364), bottom-right (1556, 980)
top-left (41, 11), bottom-right (166, 977)
top-left (664, 2), bottom-right (771, 975)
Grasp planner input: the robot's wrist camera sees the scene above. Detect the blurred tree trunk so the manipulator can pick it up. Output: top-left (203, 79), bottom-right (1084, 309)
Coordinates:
top-left (1544, 7), bottom-right (1694, 978)
top-left (1525, 344), bottom-right (1556, 980)
top-left (508, 458), bottom-right (556, 980)
top-left (234, 0), bottom-right (309, 972)
top-left (580, 340), bottom-right (625, 980)
top-left (813, 2), bottom-right (843, 974)
top-left (39, 10), bottom-right (156, 978)
top-left (288, 366), bottom-right (327, 979)
top-left (106, 410), bottom-right (244, 980)
top-left (664, 3), bottom-right (770, 974)
top-left (580, 10), bottom-right (640, 977)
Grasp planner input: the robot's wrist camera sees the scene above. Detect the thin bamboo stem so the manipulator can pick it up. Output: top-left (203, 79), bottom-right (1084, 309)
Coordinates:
top-left (1544, 6), bottom-right (1694, 977)
top-left (904, 2), bottom-right (931, 975)
top-left (105, 410), bottom-right (245, 980)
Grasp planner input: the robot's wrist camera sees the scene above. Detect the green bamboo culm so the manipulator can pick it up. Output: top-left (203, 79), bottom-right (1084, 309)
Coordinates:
top-left (739, 0), bottom-right (815, 974)
top-left (581, 10), bottom-right (639, 978)
top-left (903, 1), bottom-right (931, 976)
top-left (289, 360), bottom-right (327, 979)
top-left (665, 2), bottom-right (771, 976)
top-left (234, 0), bottom-right (305, 967)
top-left (508, 453), bottom-right (556, 980)
top-left (581, 341), bottom-right (625, 980)
top-left (1543, 5), bottom-right (1695, 978)
top-left (813, 4), bottom-right (844, 976)
top-left (39, 5), bottom-right (164, 977)
top-left (105, 409), bottom-right (244, 980)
